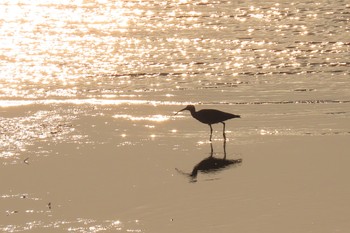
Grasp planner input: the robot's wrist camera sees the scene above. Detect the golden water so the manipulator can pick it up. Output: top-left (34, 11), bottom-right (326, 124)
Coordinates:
top-left (1, 0), bottom-right (350, 232)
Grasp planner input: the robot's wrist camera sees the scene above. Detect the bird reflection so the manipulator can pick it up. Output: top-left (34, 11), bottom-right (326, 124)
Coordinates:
top-left (176, 141), bottom-right (242, 182)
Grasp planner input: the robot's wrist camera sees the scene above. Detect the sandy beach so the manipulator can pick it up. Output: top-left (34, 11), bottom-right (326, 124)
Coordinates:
top-left (1, 102), bottom-right (350, 233)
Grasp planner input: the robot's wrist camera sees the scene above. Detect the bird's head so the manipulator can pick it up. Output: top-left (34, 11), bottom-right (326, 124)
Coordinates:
top-left (174, 105), bottom-right (195, 115)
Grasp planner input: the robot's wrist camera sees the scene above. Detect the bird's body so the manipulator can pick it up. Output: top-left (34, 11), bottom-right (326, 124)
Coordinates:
top-left (175, 105), bottom-right (240, 141)
top-left (190, 108), bottom-right (238, 125)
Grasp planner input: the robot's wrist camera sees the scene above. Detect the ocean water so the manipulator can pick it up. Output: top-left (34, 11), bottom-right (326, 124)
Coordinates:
top-left (1, 0), bottom-right (350, 232)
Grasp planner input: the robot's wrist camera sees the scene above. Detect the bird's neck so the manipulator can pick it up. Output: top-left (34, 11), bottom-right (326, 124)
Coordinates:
top-left (188, 109), bottom-right (197, 118)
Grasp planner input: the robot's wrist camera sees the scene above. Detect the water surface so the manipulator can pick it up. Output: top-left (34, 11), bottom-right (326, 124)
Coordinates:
top-left (1, 0), bottom-right (350, 232)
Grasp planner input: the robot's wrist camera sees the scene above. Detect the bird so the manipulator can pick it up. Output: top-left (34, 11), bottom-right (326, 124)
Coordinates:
top-left (175, 105), bottom-right (240, 141)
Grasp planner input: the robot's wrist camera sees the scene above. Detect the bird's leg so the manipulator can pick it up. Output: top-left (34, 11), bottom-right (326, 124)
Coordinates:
top-left (222, 122), bottom-right (226, 141)
top-left (209, 124), bottom-right (213, 142)
top-left (210, 143), bottom-right (214, 157)
top-left (223, 139), bottom-right (227, 159)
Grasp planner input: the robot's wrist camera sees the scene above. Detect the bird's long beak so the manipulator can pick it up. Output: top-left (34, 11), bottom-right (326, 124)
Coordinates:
top-left (174, 107), bottom-right (187, 115)
top-left (174, 110), bottom-right (181, 116)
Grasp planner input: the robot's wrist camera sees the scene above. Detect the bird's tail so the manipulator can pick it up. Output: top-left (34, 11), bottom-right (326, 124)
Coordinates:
top-left (234, 114), bottom-right (241, 118)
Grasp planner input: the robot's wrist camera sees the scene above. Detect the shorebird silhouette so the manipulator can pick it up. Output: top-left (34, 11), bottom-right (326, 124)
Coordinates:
top-left (175, 105), bottom-right (240, 141)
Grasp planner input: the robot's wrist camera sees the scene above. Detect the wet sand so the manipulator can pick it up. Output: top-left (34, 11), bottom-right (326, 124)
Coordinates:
top-left (1, 103), bottom-right (350, 233)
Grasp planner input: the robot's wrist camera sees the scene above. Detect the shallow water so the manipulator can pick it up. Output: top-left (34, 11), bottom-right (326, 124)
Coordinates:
top-left (1, 0), bottom-right (350, 232)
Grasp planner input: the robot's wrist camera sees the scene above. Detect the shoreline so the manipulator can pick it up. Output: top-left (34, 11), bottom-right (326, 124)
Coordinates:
top-left (1, 118), bottom-right (349, 232)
